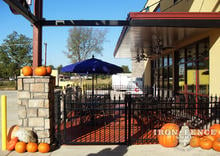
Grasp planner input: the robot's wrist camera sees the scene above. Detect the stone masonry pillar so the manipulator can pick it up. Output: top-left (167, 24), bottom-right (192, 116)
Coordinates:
top-left (17, 76), bottom-right (55, 144)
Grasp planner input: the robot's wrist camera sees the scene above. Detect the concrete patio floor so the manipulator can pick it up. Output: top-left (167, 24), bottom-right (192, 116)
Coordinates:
top-left (0, 144), bottom-right (219, 156)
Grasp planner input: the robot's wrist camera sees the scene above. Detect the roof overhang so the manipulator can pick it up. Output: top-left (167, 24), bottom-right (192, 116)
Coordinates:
top-left (114, 12), bottom-right (220, 59)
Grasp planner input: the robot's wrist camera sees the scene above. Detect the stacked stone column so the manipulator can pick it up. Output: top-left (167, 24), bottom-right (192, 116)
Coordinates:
top-left (17, 76), bottom-right (55, 144)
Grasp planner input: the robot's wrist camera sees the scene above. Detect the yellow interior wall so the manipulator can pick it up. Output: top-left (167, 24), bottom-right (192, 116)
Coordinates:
top-left (209, 29), bottom-right (220, 96)
top-left (160, 0), bottom-right (220, 12)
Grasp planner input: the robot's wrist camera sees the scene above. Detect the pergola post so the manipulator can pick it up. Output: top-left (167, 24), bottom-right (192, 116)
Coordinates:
top-left (33, 0), bottom-right (43, 68)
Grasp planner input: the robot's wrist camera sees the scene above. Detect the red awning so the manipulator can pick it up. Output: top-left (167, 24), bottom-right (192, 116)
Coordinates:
top-left (114, 12), bottom-right (220, 58)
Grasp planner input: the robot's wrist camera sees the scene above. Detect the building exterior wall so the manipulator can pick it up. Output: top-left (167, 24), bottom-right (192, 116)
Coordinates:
top-left (209, 29), bottom-right (220, 96)
top-left (145, 0), bottom-right (220, 96)
top-left (143, 0), bottom-right (160, 12)
top-left (160, 0), bottom-right (220, 12)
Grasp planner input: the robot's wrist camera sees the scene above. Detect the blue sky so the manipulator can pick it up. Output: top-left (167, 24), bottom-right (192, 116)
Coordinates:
top-left (0, 0), bottom-right (147, 69)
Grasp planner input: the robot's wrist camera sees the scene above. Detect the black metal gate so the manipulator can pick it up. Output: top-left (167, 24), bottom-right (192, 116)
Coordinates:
top-left (54, 89), bottom-right (220, 145)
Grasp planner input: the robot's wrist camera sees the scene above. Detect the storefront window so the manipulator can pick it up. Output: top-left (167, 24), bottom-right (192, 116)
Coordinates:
top-left (198, 41), bottom-right (209, 94)
top-left (177, 38), bottom-right (209, 96)
top-left (178, 49), bottom-right (185, 92)
top-left (187, 45), bottom-right (196, 93)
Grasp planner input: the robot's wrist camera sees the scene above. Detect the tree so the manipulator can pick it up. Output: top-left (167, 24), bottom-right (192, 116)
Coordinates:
top-left (0, 31), bottom-right (32, 78)
top-left (121, 65), bottom-right (131, 73)
top-left (57, 65), bottom-right (63, 74)
top-left (65, 27), bottom-right (107, 63)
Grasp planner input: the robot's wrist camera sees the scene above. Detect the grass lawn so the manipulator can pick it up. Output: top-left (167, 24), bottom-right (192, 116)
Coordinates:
top-left (0, 81), bottom-right (16, 90)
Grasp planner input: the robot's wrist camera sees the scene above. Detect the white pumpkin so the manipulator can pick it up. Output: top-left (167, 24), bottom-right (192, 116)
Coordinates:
top-left (15, 128), bottom-right (37, 143)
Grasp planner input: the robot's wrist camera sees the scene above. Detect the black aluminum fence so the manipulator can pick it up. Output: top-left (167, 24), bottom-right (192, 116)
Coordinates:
top-left (54, 88), bottom-right (220, 145)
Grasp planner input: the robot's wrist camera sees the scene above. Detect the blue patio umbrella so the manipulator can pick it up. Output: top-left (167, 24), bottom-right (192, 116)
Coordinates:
top-left (61, 56), bottom-right (123, 97)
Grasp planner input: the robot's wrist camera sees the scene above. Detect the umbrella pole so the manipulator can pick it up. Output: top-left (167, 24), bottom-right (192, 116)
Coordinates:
top-left (92, 74), bottom-right (94, 101)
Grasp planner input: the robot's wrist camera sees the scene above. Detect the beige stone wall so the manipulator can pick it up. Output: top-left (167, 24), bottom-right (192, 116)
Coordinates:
top-left (131, 60), bottom-right (146, 78)
top-left (17, 76), bottom-right (55, 144)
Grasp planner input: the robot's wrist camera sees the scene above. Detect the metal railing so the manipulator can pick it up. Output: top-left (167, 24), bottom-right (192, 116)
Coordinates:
top-left (54, 87), bottom-right (220, 145)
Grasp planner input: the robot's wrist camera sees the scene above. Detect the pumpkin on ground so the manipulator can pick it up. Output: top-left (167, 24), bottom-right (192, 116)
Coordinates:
top-left (46, 66), bottom-right (52, 75)
top-left (7, 125), bottom-right (19, 140)
top-left (15, 142), bottom-right (27, 153)
top-left (26, 142), bottom-right (38, 153)
top-left (190, 136), bottom-right (200, 148)
top-left (210, 124), bottom-right (220, 139)
top-left (22, 66), bottom-right (33, 76)
top-left (203, 135), bottom-right (216, 142)
top-left (213, 138), bottom-right (220, 152)
top-left (7, 137), bottom-right (18, 151)
top-left (199, 137), bottom-right (213, 150)
top-left (34, 66), bottom-right (47, 76)
top-left (38, 143), bottom-right (50, 153)
top-left (158, 123), bottom-right (179, 148)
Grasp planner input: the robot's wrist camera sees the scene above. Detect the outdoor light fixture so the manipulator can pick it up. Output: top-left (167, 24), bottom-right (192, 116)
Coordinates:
top-left (152, 34), bottom-right (163, 55)
top-left (135, 48), bottom-right (152, 62)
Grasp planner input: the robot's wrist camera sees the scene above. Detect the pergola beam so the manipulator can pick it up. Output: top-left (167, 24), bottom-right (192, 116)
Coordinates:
top-left (42, 20), bottom-right (130, 26)
top-left (3, 0), bottom-right (39, 25)
top-left (42, 19), bottom-right (220, 28)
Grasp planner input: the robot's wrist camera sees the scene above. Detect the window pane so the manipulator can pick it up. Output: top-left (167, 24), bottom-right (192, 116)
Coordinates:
top-left (169, 66), bottom-right (173, 88)
top-left (186, 44), bottom-right (196, 93)
top-left (169, 54), bottom-right (173, 66)
top-left (187, 45), bottom-right (196, 62)
top-left (198, 40), bottom-right (209, 95)
top-left (164, 56), bottom-right (168, 67)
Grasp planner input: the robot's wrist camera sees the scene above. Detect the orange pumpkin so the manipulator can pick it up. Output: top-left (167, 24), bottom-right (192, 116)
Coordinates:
top-left (46, 66), bottom-right (52, 75)
top-left (213, 138), bottom-right (220, 152)
top-left (15, 142), bottom-right (27, 153)
top-left (158, 123), bottom-right (179, 147)
top-left (7, 125), bottom-right (19, 140)
top-left (199, 137), bottom-right (213, 150)
top-left (210, 124), bottom-right (220, 139)
top-left (190, 136), bottom-right (200, 147)
top-left (34, 66), bottom-right (47, 76)
top-left (7, 137), bottom-right (18, 151)
top-left (22, 66), bottom-right (33, 76)
top-left (38, 143), bottom-right (50, 153)
top-left (26, 142), bottom-right (38, 153)
top-left (203, 135), bottom-right (216, 142)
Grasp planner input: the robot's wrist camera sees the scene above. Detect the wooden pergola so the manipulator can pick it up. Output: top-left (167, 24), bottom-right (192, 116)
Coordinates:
top-left (3, 0), bottom-right (220, 68)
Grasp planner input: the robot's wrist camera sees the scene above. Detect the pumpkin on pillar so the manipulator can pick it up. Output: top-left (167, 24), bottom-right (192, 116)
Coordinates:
top-left (34, 66), bottom-right (47, 76)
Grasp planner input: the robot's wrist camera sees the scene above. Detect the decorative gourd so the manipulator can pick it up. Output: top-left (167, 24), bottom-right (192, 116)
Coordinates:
top-left (210, 124), bottom-right (220, 139)
top-left (38, 143), bottom-right (50, 153)
top-left (158, 123), bottom-right (179, 147)
top-left (15, 142), bottom-right (27, 153)
top-left (178, 123), bottom-right (191, 147)
top-left (22, 66), bottom-right (33, 76)
top-left (46, 66), bottom-right (52, 75)
top-left (34, 66), bottom-right (47, 76)
top-left (7, 137), bottom-right (18, 151)
top-left (26, 142), bottom-right (38, 153)
top-left (199, 137), bottom-right (213, 150)
top-left (213, 138), bottom-right (220, 152)
top-left (190, 136), bottom-right (200, 147)
top-left (8, 125), bottom-right (19, 140)
top-left (15, 128), bottom-right (37, 143)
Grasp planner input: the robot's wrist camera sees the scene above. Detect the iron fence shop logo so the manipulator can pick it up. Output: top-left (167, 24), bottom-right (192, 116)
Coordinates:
top-left (154, 129), bottom-right (217, 151)
top-left (154, 129), bottom-right (217, 136)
